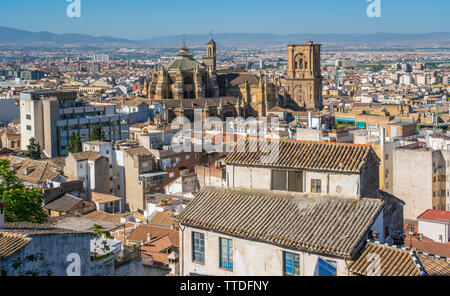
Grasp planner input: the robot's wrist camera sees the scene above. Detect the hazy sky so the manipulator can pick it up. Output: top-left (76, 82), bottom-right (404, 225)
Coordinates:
top-left (1, 0), bottom-right (449, 39)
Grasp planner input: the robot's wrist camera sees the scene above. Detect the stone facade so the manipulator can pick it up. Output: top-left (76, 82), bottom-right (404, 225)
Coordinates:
top-left (285, 42), bottom-right (323, 111)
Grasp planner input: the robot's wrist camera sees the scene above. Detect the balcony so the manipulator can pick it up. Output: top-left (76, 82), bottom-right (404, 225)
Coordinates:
top-left (139, 171), bottom-right (167, 186)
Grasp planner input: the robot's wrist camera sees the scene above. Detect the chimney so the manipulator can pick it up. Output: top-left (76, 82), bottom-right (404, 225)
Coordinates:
top-left (147, 233), bottom-right (152, 242)
top-left (369, 230), bottom-right (380, 241)
top-left (308, 112), bottom-right (313, 129)
top-left (379, 126), bottom-right (386, 146)
top-left (0, 201), bottom-right (5, 228)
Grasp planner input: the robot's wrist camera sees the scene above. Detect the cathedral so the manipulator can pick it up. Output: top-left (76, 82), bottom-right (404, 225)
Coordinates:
top-left (143, 36), bottom-right (278, 121)
top-left (142, 37), bottom-right (323, 122)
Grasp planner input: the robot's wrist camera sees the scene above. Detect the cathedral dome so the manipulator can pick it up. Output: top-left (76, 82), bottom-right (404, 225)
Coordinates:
top-left (167, 45), bottom-right (206, 71)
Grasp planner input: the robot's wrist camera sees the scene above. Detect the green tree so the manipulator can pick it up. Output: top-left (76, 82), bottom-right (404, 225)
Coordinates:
top-left (68, 131), bottom-right (82, 153)
top-left (90, 125), bottom-right (104, 141)
top-left (0, 159), bottom-right (48, 223)
top-left (24, 138), bottom-right (41, 160)
top-left (92, 224), bottom-right (112, 260)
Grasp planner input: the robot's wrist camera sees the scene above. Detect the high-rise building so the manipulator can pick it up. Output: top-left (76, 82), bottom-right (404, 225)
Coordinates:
top-left (20, 90), bottom-right (136, 157)
top-left (285, 41), bottom-right (323, 110)
top-left (93, 54), bottom-right (110, 62)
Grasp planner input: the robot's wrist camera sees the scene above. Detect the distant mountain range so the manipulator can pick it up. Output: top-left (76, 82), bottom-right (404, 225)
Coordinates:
top-left (1, 26), bottom-right (450, 48)
top-left (144, 32), bottom-right (450, 48)
top-left (0, 26), bottom-right (136, 46)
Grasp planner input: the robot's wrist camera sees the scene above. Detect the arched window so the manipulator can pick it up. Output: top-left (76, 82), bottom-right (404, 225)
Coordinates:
top-left (295, 53), bottom-right (305, 70)
top-left (184, 75), bottom-right (194, 85)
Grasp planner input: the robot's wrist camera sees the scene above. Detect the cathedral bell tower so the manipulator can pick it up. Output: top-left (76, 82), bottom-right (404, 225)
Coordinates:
top-left (203, 34), bottom-right (217, 73)
top-left (285, 41), bottom-right (323, 111)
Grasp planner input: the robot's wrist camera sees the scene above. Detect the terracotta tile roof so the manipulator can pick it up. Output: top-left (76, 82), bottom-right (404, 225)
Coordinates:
top-left (0, 232), bottom-right (31, 257)
top-left (123, 100), bottom-right (147, 107)
top-left (91, 192), bottom-right (122, 204)
top-left (124, 147), bottom-right (153, 157)
top-left (141, 234), bottom-right (179, 266)
top-left (348, 241), bottom-right (421, 276)
top-left (142, 251), bottom-right (171, 267)
top-left (4, 156), bottom-right (63, 184)
top-left (224, 139), bottom-right (377, 173)
top-left (127, 224), bottom-right (179, 247)
top-left (142, 235), bottom-right (174, 253)
top-left (218, 70), bottom-right (259, 86)
top-left (69, 151), bottom-right (103, 161)
top-left (405, 236), bottom-right (450, 258)
top-left (416, 254), bottom-right (450, 276)
top-left (176, 187), bottom-right (384, 259)
top-left (148, 211), bottom-right (178, 228)
top-left (417, 209), bottom-right (450, 224)
top-left (349, 241), bottom-right (450, 276)
top-left (44, 194), bottom-right (83, 213)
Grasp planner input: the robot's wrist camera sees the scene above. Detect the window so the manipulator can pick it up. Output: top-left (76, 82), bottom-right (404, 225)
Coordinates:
top-left (314, 258), bottom-right (337, 276)
top-left (195, 153), bottom-right (199, 159)
top-left (272, 170), bottom-right (304, 193)
top-left (219, 238), bottom-right (233, 270)
top-left (385, 154), bottom-right (389, 161)
top-left (186, 155), bottom-right (190, 160)
top-left (26, 125), bottom-right (31, 131)
top-left (283, 252), bottom-right (300, 276)
top-left (106, 150), bottom-right (109, 155)
top-left (288, 171), bottom-right (303, 192)
top-left (26, 114), bottom-right (31, 120)
top-left (192, 232), bottom-right (205, 264)
top-left (311, 179), bottom-right (322, 193)
top-left (272, 170), bottom-right (287, 191)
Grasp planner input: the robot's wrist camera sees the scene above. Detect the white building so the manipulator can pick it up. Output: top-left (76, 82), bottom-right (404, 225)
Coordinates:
top-left (417, 209), bottom-right (450, 243)
top-left (176, 139), bottom-right (404, 276)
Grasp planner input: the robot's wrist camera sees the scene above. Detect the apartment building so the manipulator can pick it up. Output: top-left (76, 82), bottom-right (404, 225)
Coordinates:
top-left (64, 151), bottom-right (110, 200)
top-left (177, 139), bottom-right (404, 276)
top-left (82, 141), bottom-right (125, 198)
top-left (122, 147), bottom-right (161, 212)
top-left (123, 145), bottom-right (208, 213)
top-left (20, 90), bottom-right (146, 157)
top-left (393, 143), bottom-right (449, 222)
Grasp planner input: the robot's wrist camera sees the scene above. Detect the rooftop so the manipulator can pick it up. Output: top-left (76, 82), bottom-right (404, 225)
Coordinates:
top-left (176, 187), bottom-right (384, 259)
top-left (69, 151), bottom-right (104, 161)
top-left (418, 209), bottom-right (450, 224)
top-left (91, 192), bottom-right (122, 204)
top-left (4, 156), bottom-right (63, 184)
top-left (44, 194), bottom-right (83, 213)
top-left (224, 138), bottom-right (378, 173)
top-left (0, 232), bottom-right (31, 258)
top-left (348, 240), bottom-right (450, 276)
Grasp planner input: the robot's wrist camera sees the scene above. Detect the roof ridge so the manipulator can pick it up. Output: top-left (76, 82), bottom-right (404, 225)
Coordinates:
top-left (243, 137), bottom-right (372, 148)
